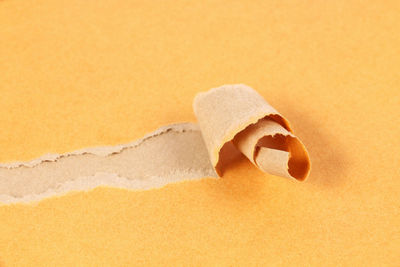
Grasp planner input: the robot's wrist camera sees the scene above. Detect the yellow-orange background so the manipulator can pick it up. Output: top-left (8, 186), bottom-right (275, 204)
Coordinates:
top-left (0, 0), bottom-right (399, 266)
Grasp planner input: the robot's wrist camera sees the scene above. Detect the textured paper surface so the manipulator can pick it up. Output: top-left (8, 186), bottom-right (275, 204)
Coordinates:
top-left (0, 0), bottom-right (399, 266)
top-left (0, 123), bottom-right (216, 203)
top-left (194, 84), bottom-right (310, 179)
top-left (0, 85), bottom-right (309, 203)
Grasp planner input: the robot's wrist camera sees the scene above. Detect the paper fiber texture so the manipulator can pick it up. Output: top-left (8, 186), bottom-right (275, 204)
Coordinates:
top-left (0, 85), bottom-right (309, 203)
top-left (0, 123), bottom-right (216, 203)
top-left (194, 84), bottom-right (310, 179)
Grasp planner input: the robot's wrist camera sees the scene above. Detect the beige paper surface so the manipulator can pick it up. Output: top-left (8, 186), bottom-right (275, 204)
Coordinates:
top-left (194, 84), bottom-right (310, 179)
top-left (0, 84), bottom-right (310, 204)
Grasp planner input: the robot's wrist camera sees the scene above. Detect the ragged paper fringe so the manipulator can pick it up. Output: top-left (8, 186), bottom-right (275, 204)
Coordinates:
top-left (0, 84), bottom-right (310, 204)
top-left (194, 84), bottom-right (310, 179)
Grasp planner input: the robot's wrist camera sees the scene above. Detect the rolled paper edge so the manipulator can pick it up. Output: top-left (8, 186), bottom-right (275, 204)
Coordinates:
top-left (194, 84), bottom-right (310, 180)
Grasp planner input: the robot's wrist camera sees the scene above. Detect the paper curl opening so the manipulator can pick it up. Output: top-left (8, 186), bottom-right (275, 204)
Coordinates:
top-left (194, 84), bottom-right (311, 180)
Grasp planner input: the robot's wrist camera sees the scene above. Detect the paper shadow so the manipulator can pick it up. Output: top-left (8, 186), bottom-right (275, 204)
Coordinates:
top-left (280, 105), bottom-right (349, 188)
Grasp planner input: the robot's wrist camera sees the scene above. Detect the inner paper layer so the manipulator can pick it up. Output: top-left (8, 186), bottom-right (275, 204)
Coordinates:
top-left (0, 124), bottom-right (216, 203)
top-left (194, 84), bottom-right (310, 179)
top-left (0, 84), bottom-right (310, 204)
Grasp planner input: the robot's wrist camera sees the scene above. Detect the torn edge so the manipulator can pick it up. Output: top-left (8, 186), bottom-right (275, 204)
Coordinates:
top-left (0, 171), bottom-right (216, 204)
top-left (0, 122), bottom-right (217, 204)
top-left (193, 84), bottom-right (310, 179)
top-left (0, 123), bottom-right (199, 169)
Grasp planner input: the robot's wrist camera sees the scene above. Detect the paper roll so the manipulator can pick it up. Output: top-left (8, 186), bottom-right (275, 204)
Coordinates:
top-left (194, 84), bottom-right (310, 180)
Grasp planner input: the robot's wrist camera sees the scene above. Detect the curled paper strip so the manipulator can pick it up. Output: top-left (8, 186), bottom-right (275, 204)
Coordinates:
top-left (194, 84), bottom-right (310, 180)
top-left (0, 84), bottom-right (310, 204)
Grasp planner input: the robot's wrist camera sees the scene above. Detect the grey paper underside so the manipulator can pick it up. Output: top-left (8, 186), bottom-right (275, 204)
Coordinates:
top-left (0, 123), bottom-right (217, 204)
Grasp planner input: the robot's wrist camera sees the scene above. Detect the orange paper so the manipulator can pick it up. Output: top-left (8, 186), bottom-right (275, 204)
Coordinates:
top-left (0, 0), bottom-right (399, 266)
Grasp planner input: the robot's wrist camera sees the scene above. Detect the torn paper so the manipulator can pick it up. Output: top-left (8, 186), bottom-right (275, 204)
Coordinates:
top-left (0, 123), bottom-right (216, 203)
top-left (0, 84), bottom-right (310, 204)
top-left (194, 84), bottom-right (310, 180)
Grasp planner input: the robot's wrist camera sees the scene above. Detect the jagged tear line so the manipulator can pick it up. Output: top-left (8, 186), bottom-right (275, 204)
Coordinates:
top-left (0, 171), bottom-right (216, 205)
top-left (0, 123), bottom-right (199, 169)
top-left (0, 123), bottom-right (217, 204)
